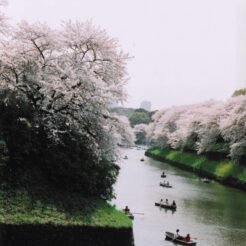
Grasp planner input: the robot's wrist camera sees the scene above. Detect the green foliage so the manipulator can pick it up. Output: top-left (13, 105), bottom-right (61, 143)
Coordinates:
top-left (111, 107), bottom-right (155, 129)
top-left (182, 132), bottom-right (198, 151)
top-left (0, 89), bottom-right (41, 179)
top-left (232, 88), bottom-right (246, 97)
top-left (0, 188), bottom-right (132, 227)
top-left (135, 131), bottom-right (146, 145)
top-left (209, 143), bottom-right (226, 152)
top-left (147, 147), bottom-right (246, 182)
top-left (0, 140), bottom-right (8, 164)
top-left (134, 108), bottom-right (148, 113)
top-left (0, 140), bottom-right (8, 180)
top-left (0, 88), bottom-right (119, 200)
top-left (111, 107), bottom-right (135, 118)
top-left (129, 111), bottom-right (150, 127)
top-left (42, 132), bottom-right (119, 198)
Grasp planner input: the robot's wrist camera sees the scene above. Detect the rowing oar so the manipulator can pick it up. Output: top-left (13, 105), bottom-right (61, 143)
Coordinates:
top-left (132, 212), bottom-right (144, 215)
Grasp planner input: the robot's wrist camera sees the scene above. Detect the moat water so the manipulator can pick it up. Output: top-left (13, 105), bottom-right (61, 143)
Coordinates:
top-left (113, 148), bottom-right (246, 246)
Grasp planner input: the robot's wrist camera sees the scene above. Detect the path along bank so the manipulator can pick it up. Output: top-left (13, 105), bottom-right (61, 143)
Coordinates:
top-left (145, 147), bottom-right (246, 191)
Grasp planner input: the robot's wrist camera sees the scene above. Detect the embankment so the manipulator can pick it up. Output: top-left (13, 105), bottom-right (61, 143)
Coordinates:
top-left (0, 224), bottom-right (134, 246)
top-left (0, 188), bottom-right (134, 246)
top-left (145, 147), bottom-right (246, 191)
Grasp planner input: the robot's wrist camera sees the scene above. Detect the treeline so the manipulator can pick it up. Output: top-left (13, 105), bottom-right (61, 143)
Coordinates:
top-left (111, 107), bottom-right (155, 127)
top-left (111, 107), bottom-right (155, 144)
top-left (145, 96), bottom-right (246, 165)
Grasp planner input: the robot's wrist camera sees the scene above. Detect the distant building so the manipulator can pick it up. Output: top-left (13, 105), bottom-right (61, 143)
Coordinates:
top-left (140, 101), bottom-right (151, 111)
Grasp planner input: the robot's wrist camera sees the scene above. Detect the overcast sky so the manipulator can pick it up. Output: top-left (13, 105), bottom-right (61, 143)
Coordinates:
top-left (5, 0), bottom-right (245, 110)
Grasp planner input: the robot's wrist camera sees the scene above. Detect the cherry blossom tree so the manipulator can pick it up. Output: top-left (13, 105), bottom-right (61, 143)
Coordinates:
top-left (220, 96), bottom-right (246, 163)
top-left (0, 20), bottom-right (130, 158)
top-left (0, 18), bottom-right (132, 197)
top-left (148, 96), bottom-right (246, 164)
top-left (114, 115), bottom-right (135, 147)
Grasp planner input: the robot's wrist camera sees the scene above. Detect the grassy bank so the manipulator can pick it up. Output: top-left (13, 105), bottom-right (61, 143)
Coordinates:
top-left (0, 139), bottom-right (134, 245)
top-left (0, 187), bottom-right (131, 228)
top-left (146, 147), bottom-right (246, 189)
top-left (0, 187), bottom-right (134, 245)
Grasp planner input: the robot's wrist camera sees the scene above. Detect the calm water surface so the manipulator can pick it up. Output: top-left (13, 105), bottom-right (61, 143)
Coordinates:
top-left (113, 148), bottom-right (246, 246)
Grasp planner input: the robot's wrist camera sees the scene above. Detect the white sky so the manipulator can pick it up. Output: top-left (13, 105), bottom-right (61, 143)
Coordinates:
top-left (5, 0), bottom-right (244, 110)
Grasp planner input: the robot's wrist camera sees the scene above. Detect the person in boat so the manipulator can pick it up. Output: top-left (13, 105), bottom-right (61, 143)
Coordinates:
top-left (167, 181), bottom-right (170, 186)
top-left (174, 229), bottom-right (180, 239)
top-left (160, 199), bottom-right (163, 204)
top-left (165, 199), bottom-right (169, 204)
top-left (172, 200), bottom-right (176, 206)
top-left (162, 171), bottom-right (165, 175)
top-left (124, 206), bottom-right (130, 214)
top-left (184, 233), bottom-right (191, 242)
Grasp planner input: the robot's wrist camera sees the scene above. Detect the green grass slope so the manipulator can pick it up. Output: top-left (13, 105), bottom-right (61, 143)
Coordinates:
top-left (0, 187), bottom-right (132, 228)
top-left (146, 147), bottom-right (246, 184)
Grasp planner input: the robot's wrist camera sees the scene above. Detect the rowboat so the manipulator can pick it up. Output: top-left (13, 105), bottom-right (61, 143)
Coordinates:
top-left (161, 174), bottom-right (167, 178)
top-left (160, 182), bottom-right (172, 188)
top-left (122, 208), bottom-right (134, 220)
top-left (165, 232), bottom-right (197, 245)
top-left (140, 158), bottom-right (144, 161)
top-left (123, 155), bottom-right (128, 159)
top-left (126, 213), bottom-right (134, 220)
top-left (155, 202), bottom-right (176, 210)
top-left (202, 178), bottom-right (211, 183)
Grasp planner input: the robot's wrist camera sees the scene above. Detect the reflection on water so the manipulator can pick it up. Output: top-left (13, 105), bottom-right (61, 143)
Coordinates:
top-left (112, 148), bottom-right (246, 246)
